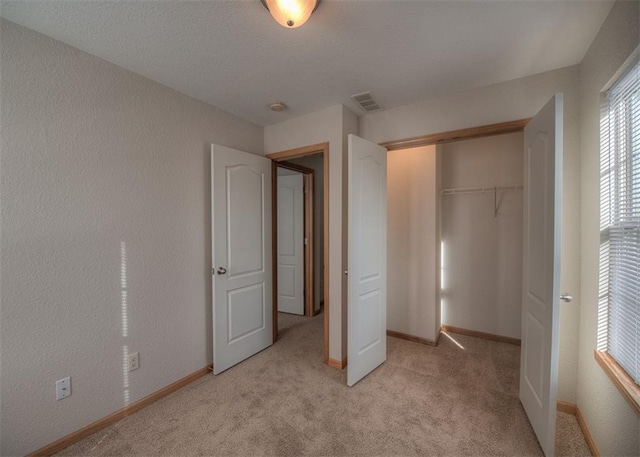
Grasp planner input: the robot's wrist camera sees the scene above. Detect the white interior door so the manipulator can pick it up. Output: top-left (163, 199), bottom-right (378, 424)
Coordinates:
top-left (347, 134), bottom-right (387, 387)
top-left (520, 94), bottom-right (563, 457)
top-left (277, 173), bottom-right (304, 315)
top-left (211, 144), bottom-right (272, 375)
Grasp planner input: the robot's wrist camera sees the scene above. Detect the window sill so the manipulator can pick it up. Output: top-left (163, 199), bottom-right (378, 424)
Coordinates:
top-left (594, 350), bottom-right (640, 416)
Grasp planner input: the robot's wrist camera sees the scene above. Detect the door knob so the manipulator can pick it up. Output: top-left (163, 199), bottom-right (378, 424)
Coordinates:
top-left (560, 293), bottom-right (573, 303)
top-left (216, 267), bottom-right (227, 275)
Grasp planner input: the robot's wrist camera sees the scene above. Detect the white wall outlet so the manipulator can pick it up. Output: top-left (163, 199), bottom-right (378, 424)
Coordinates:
top-left (128, 352), bottom-right (139, 372)
top-left (55, 377), bottom-right (71, 400)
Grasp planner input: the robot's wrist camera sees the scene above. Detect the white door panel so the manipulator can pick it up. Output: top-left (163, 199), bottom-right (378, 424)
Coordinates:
top-left (520, 94), bottom-right (562, 457)
top-left (348, 134), bottom-right (387, 387)
top-left (212, 144), bottom-right (272, 375)
top-left (277, 173), bottom-right (304, 315)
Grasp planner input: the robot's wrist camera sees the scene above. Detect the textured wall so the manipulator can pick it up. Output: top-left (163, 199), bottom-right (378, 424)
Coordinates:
top-left (359, 65), bottom-right (581, 403)
top-left (387, 146), bottom-right (438, 341)
top-left (440, 133), bottom-right (524, 339)
top-left (0, 19), bottom-right (262, 456)
top-left (577, 1), bottom-right (640, 455)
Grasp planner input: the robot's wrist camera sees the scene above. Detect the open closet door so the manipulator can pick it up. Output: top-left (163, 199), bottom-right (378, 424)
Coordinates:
top-left (347, 134), bottom-right (387, 387)
top-left (520, 94), bottom-right (563, 457)
top-left (211, 144), bottom-right (272, 375)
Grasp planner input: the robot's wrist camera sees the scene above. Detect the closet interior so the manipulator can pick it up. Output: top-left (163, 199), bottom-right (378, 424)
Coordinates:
top-left (387, 131), bottom-right (525, 342)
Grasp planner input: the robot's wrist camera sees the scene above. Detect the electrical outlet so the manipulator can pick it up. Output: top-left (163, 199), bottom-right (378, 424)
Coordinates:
top-left (128, 352), bottom-right (139, 372)
top-left (56, 377), bottom-right (71, 400)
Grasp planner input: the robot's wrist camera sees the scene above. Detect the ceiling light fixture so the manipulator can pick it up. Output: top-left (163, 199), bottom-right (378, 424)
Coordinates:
top-left (260, 0), bottom-right (321, 29)
top-left (270, 101), bottom-right (287, 112)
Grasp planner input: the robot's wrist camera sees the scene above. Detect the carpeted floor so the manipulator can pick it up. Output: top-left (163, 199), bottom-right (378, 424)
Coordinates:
top-left (57, 312), bottom-right (591, 456)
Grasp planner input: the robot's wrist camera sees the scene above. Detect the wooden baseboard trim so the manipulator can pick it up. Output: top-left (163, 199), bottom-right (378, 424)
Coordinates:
top-left (327, 357), bottom-right (347, 369)
top-left (387, 330), bottom-right (438, 346)
top-left (27, 365), bottom-right (213, 457)
top-left (441, 325), bottom-right (521, 346)
top-left (556, 400), bottom-right (577, 415)
top-left (556, 401), bottom-right (600, 457)
top-left (575, 404), bottom-right (600, 457)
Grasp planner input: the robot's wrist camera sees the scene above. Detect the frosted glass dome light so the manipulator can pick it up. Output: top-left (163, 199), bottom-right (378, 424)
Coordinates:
top-left (261, 0), bottom-right (319, 28)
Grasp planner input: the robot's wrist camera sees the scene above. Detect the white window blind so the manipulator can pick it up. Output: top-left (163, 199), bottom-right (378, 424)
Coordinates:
top-left (600, 60), bottom-right (640, 384)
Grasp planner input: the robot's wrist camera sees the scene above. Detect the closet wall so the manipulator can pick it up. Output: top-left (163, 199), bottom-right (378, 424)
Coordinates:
top-left (440, 132), bottom-right (524, 339)
top-left (387, 145), bottom-right (440, 342)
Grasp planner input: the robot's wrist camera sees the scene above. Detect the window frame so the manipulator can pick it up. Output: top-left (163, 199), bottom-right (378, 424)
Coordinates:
top-left (596, 55), bottom-right (640, 417)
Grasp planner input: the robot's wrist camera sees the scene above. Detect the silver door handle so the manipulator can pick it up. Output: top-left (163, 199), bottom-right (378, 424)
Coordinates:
top-left (560, 293), bottom-right (573, 303)
top-left (344, 270), bottom-right (348, 275)
top-left (216, 267), bottom-right (227, 275)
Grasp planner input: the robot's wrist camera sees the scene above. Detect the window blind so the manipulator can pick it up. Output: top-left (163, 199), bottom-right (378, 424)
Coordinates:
top-left (601, 60), bottom-right (640, 384)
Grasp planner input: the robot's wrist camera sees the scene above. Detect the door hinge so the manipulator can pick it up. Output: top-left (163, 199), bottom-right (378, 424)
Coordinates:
top-left (304, 238), bottom-right (308, 245)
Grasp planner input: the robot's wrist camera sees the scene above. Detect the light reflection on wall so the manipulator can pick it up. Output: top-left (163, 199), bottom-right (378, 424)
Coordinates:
top-left (122, 345), bottom-right (130, 406)
top-left (121, 242), bottom-right (128, 337)
top-left (440, 240), bottom-right (446, 324)
top-left (121, 242), bottom-right (130, 406)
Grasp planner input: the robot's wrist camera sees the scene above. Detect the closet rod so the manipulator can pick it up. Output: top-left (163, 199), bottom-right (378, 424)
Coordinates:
top-left (440, 185), bottom-right (523, 195)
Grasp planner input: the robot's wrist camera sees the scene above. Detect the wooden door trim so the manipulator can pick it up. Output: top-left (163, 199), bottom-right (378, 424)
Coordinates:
top-left (380, 118), bottom-right (531, 151)
top-left (304, 173), bottom-right (314, 317)
top-left (278, 160), bottom-right (315, 175)
top-left (267, 142), bottom-right (329, 160)
top-left (268, 142), bottom-right (330, 365)
top-left (270, 162), bottom-right (278, 343)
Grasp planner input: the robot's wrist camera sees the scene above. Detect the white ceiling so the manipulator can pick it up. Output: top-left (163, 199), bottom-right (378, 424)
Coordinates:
top-left (0, 0), bottom-right (613, 126)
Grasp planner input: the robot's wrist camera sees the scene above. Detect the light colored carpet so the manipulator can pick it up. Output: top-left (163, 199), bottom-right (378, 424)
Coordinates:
top-left (57, 312), bottom-right (591, 456)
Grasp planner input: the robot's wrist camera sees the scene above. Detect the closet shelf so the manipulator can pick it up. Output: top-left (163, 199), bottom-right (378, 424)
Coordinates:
top-left (440, 185), bottom-right (523, 217)
top-left (440, 185), bottom-right (523, 195)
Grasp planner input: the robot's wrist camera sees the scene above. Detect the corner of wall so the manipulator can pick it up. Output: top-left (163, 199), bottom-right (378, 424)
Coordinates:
top-left (341, 105), bottom-right (358, 360)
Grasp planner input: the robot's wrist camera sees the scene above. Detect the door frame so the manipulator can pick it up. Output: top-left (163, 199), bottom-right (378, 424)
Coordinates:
top-left (267, 142), bottom-right (330, 365)
top-left (276, 161), bottom-right (315, 317)
top-left (380, 118), bottom-right (531, 151)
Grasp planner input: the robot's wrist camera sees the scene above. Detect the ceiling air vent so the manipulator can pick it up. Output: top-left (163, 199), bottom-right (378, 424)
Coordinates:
top-left (350, 91), bottom-right (383, 112)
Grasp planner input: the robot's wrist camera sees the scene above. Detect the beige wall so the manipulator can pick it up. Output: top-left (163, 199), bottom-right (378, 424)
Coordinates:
top-left (440, 133), bottom-right (524, 339)
top-left (341, 109), bottom-right (359, 359)
top-left (360, 65), bottom-right (581, 402)
top-left (387, 146), bottom-right (439, 341)
top-left (0, 19), bottom-right (263, 456)
top-left (577, 1), bottom-right (640, 455)
top-left (264, 105), bottom-right (358, 362)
